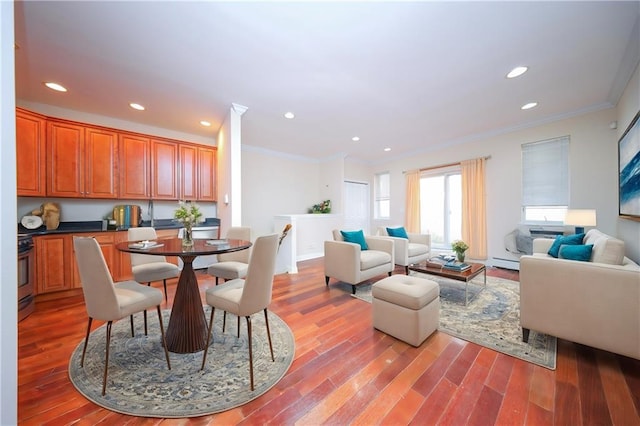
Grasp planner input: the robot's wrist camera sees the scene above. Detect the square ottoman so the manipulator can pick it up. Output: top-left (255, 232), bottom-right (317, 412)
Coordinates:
top-left (372, 275), bottom-right (440, 347)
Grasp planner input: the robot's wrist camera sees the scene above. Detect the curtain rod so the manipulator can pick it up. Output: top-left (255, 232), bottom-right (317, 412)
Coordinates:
top-left (403, 155), bottom-right (491, 174)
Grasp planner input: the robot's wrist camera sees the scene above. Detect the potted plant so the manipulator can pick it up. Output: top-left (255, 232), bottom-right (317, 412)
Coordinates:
top-left (451, 239), bottom-right (469, 262)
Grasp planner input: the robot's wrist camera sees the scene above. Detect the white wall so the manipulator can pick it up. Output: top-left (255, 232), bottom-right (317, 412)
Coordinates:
top-left (242, 147), bottom-right (322, 237)
top-left (1, 2), bottom-right (17, 423)
top-left (616, 64), bottom-right (640, 261)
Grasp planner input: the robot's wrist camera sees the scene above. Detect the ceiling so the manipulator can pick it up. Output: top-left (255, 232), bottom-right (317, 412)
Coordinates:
top-left (14, 1), bottom-right (640, 164)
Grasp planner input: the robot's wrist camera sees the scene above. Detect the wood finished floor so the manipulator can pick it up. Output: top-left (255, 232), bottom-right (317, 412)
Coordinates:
top-left (18, 258), bottom-right (640, 425)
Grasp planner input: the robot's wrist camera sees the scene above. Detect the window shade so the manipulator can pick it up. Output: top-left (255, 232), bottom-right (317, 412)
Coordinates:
top-left (522, 136), bottom-right (569, 206)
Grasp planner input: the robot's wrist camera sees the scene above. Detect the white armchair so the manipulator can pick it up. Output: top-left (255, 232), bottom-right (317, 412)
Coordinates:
top-left (324, 230), bottom-right (394, 294)
top-left (377, 227), bottom-right (431, 274)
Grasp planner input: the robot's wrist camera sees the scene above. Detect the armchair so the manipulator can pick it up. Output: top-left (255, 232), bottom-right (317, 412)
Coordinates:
top-left (324, 230), bottom-right (394, 294)
top-left (377, 227), bottom-right (431, 274)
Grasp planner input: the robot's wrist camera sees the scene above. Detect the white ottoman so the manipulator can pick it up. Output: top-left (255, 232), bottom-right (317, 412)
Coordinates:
top-left (372, 275), bottom-right (440, 347)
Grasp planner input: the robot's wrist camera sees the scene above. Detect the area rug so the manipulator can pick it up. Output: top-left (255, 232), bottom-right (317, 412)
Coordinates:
top-left (68, 308), bottom-right (295, 418)
top-left (346, 274), bottom-right (557, 369)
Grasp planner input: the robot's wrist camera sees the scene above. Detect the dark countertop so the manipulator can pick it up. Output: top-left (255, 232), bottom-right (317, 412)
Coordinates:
top-left (18, 218), bottom-right (220, 235)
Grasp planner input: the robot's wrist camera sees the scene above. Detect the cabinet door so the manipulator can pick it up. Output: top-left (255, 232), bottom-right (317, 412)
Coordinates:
top-left (35, 235), bottom-right (72, 294)
top-left (197, 146), bottom-right (217, 201)
top-left (119, 133), bottom-right (150, 199)
top-left (85, 127), bottom-right (118, 198)
top-left (16, 109), bottom-right (46, 197)
top-left (47, 120), bottom-right (84, 198)
top-left (179, 144), bottom-right (198, 201)
top-left (151, 139), bottom-right (178, 200)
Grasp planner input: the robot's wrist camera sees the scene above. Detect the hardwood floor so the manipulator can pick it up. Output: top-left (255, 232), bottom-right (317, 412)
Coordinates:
top-left (18, 258), bottom-right (640, 425)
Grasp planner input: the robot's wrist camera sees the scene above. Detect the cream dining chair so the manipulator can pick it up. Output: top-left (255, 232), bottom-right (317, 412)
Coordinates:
top-left (200, 233), bottom-right (279, 391)
top-left (73, 236), bottom-right (171, 396)
top-left (207, 226), bottom-right (252, 285)
top-left (128, 227), bottom-right (180, 303)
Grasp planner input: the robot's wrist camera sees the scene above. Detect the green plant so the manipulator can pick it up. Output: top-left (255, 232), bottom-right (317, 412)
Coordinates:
top-left (451, 239), bottom-right (469, 253)
top-left (309, 199), bottom-right (331, 214)
top-left (174, 201), bottom-right (205, 226)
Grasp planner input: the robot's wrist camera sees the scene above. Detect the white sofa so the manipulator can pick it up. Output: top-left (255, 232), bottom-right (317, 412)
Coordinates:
top-left (324, 230), bottom-right (394, 294)
top-left (377, 227), bottom-right (431, 274)
top-left (519, 229), bottom-right (640, 360)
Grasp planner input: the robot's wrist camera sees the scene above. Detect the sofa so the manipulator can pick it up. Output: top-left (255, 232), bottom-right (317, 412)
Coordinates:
top-left (520, 229), bottom-right (640, 360)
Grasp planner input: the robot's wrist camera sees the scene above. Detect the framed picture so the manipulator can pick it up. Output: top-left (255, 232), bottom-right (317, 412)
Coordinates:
top-left (618, 110), bottom-right (640, 220)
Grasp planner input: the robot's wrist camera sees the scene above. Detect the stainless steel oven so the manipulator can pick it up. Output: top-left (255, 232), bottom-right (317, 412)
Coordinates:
top-left (18, 234), bottom-right (35, 321)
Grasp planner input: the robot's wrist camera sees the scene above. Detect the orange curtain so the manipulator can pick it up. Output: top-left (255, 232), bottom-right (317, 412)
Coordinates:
top-left (461, 158), bottom-right (487, 259)
top-left (405, 170), bottom-right (420, 233)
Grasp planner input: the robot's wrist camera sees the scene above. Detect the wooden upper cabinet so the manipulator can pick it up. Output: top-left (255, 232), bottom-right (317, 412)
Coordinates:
top-left (151, 139), bottom-right (178, 200)
top-left (47, 120), bottom-right (84, 198)
top-left (198, 146), bottom-right (217, 201)
top-left (179, 144), bottom-right (198, 201)
top-left (85, 127), bottom-right (118, 198)
top-left (16, 109), bottom-right (46, 197)
top-left (119, 133), bottom-right (150, 199)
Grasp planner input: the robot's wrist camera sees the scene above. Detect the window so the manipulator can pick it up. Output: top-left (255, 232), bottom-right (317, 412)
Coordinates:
top-left (522, 136), bottom-right (570, 223)
top-left (374, 172), bottom-right (390, 219)
top-left (419, 166), bottom-right (461, 249)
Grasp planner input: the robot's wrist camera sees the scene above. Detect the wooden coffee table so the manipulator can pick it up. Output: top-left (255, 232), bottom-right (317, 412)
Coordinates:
top-left (409, 261), bottom-right (486, 306)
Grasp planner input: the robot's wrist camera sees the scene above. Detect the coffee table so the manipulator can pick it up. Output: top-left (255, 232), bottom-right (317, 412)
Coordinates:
top-left (409, 261), bottom-right (486, 306)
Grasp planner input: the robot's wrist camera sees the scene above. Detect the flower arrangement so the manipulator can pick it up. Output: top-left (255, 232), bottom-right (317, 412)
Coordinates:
top-left (309, 200), bottom-right (331, 214)
top-left (451, 240), bottom-right (469, 253)
top-left (174, 201), bottom-right (205, 226)
top-left (451, 239), bottom-right (469, 261)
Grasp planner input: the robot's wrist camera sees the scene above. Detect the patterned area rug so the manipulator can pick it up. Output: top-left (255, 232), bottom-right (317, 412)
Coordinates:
top-left (68, 308), bottom-right (295, 418)
top-left (346, 274), bottom-right (557, 369)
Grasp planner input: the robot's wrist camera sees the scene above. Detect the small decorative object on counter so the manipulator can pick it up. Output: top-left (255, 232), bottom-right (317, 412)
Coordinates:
top-left (309, 199), bottom-right (331, 214)
top-left (451, 239), bottom-right (469, 262)
top-left (174, 201), bottom-right (205, 246)
top-left (31, 202), bottom-right (61, 230)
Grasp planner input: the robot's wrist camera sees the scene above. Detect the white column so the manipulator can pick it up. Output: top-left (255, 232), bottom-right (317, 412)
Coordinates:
top-left (230, 103), bottom-right (247, 227)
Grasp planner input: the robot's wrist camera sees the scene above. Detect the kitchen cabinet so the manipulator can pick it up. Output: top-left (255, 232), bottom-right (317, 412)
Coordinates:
top-left (35, 234), bottom-right (72, 294)
top-left (197, 146), bottom-right (217, 201)
top-left (179, 143), bottom-right (217, 201)
top-left (46, 120), bottom-right (118, 198)
top-left (151, 139), bottom-right (178, 200)
top-left (119, 133), bottom-right (150, 199)
top-left (16, 108), bottom-right (47, 197)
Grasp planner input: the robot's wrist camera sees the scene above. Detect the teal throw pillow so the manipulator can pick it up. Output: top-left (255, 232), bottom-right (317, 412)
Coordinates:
top-left (387, 226), bottom-right (409, 239)
top-left (547, 233), bottom-right (585, 258)
top-left (559, 244), bottom-right (593, 262)
top-left (340, 230), bottom-right (368, 250)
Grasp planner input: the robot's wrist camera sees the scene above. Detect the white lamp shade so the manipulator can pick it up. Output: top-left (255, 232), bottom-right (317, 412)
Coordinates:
top-left (564, 209), bottom-right (597, 226)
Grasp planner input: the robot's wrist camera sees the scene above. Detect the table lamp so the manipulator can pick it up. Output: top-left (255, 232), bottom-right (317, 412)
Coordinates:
top-left (564, 209), bottom-right (597, 234)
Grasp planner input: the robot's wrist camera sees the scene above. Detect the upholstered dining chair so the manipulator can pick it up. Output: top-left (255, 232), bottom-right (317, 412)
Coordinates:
top-left (201, 233), bottom-right (279, 391)
top-left (207, 226), bottom-right (252, 285)
top-left (73, 236), bottom-right (171, 396)
top-left (128, 227), bottom-right (180, 303)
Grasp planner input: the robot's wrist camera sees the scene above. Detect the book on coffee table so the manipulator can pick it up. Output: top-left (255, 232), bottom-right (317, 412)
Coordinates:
top-left (443, 261), bottom-right (471, 271)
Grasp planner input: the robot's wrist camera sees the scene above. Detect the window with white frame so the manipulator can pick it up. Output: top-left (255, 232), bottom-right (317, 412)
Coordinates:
top-left (374, 172), bottom-right (390, 219)
top-left (419, 165), bottom-right (462, 249)
top-left (522, 136), bottom-right (570, 223)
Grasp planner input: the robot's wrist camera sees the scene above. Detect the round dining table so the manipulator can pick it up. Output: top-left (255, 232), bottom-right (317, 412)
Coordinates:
top-left (116, 237), bottom-right (252, 353)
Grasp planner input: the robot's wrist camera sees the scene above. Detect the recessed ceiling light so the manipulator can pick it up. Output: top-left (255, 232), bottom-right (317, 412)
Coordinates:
top-left (200, 120), bottom-right (211, 127)
top-left (507, 66), bottom-right (528, 79)
top-left (352, 136), bottom-right (360, 142)
top-left (44, 82), bottom-right (67, 92)
top-left (521, 102), bottom-right (538, 110)
top-left (384, 147), bottom-right (391, 152)
top-left (284, 112), bottom-right (295, 119)
top-left (129, 103), bottom-right (145, 111)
